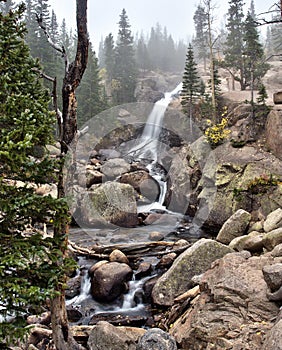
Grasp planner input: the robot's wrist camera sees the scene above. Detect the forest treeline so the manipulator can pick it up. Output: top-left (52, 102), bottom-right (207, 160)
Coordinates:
top-left (1, 0), bottom-right (282, 126)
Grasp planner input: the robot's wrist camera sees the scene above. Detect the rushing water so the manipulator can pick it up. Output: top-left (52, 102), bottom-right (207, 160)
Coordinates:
top-left (131, 82), bottom-right (182, 161)
top-left (67, 84), bottom-right (185, 322)
top-left (130, 83), bottom-right (182, 213)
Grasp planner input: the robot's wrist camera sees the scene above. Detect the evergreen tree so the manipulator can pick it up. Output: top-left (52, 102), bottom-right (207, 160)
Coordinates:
top-left (0, 3), bottom-right (68, 344)
top-left (98, 36), bottom-right (105, 67)
top-left (104, 33), bottom-right (115, 83)
top-left (268, 19), bottom-right (282, 56)
top-left (112, 8), bottom-right (137, 104)
top-left (249, 0), bottom-right (256, 18)
top-left (257, 83), bottom-right (268, 104)
top-left (76, 43), bottom-right (109, 126)
top-left (181, 43), bottom-right (201, 119)
top-left (147, 24), bottom-right (163, 70)
top-left (193, 4), bottom-right (209, 70)
top-left (243, 11), bottom-right (269, 90)
top-left (223, 0), bottom-right (246, 90)
top-left (24, 0), bottom-right (39, 56)
top-left (136, 32), bottom-right (150, 72)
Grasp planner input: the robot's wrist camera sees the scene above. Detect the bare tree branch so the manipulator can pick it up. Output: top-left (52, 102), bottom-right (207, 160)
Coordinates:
top-left (36, 13), bottom-right (69, 73)
top-left (31, 68), bottom-right (63, 140)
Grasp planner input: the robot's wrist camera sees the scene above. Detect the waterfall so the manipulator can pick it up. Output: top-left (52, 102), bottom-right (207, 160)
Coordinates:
top-left (131, 82), bottom-right (182, 161)
top-left (130, 82), bottom-right (182, 212)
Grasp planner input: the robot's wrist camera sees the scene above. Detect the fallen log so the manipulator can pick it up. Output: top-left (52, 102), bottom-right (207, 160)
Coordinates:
top-left (68, 240), bottom-right (191, 259)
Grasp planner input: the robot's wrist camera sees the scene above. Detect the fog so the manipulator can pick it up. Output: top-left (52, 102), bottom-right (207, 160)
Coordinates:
top-left (48, 0), bottom-right (276, 50)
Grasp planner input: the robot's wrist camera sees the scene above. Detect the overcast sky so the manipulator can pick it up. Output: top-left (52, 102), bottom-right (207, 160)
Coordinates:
top-left (47, 0), bottom-right (277, 51)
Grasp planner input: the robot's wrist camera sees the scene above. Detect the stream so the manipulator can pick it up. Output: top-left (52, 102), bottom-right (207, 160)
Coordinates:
top-left (67, 83), bottom-right (208, 325)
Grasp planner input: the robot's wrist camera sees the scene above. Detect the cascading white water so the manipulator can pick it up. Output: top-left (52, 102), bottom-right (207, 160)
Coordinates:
top-left (131, 82), bottom-right (182, 212)
top-left (131, 82), bottom-right (182, 161)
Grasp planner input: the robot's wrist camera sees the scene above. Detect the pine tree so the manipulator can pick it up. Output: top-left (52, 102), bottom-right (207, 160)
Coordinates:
top-left (193, 4), bottom-right (209, 70)
top-left (76, 43), bottom-right (109, 126)
top-left (249, 0), bottom-right (256, 18)
top-left (24, 0), bottom-right (39, 56)
top-left (136, 32), bottom-right (150, 72)
top-left (104, 33), bottom-right (115, 83)
top-left (243, 11), bottom-right (269, 90)
top-left (223, 0), bottom-right (246, 90)
top-left (0, 3), bottom-right (69, 344)
top-left (98, 36), bottom-right (105, 67)
top-left (112, 8), bottom-right (137, 104)
top-left (257, 83), bottom-right (268, 104)
top-left (181, 43), bottom-right (201, 120)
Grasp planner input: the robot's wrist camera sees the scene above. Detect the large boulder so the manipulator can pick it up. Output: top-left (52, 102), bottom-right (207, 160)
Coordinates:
top-left (216, 209), bottom-right (251, 244)
top-left (200, 143), bottom-right (282, 231)
top-left (152, 239), bottom-right (233, 306)
top-left (262, 228), bottom-right (282, 251)
top-left (80, 182), bottom-right (138, 227)
top-left (88, 321), bottom-right (145, 350)
top-left (264, 208), bottom-right (282, 232)
top-left (262, 319), bottom-right (282, 350)
top-left (170, 252), bottom-right (281, 349)
top-left (137, 328), bottom-right (177, 350)
top-left (100, 158), bottom-right (131, 180)
top-left (90, 262), bottom-right (133, 302)
top-left (266, 108), bottom-right (282, 160)
top-left (119, 170), bottom-right (160, 202)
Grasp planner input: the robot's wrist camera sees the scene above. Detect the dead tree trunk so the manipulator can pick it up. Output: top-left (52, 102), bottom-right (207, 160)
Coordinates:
top-left (49, 1), bottom-right (89, 349)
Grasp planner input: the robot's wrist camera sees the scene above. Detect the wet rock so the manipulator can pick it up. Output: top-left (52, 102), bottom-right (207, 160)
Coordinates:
top-left (135, 262), bottom-right (152, 280)
top-left (152, 238), bottom-right (233, 306)
top-left (143, 213), bottom-right (162, 225)
top-left (88, 261), bottom-right (108, 277)
top-left (137, 328), bottom-right (177, 350)
top-left (216, 209), bottom-right (252, 244)
top-left (143, 213), bottom-right (178, 226)
top-left (149, 231), bottom-right (164, 241)
top-left (67, 308), bottom-right (82, 323)
top-left (264, 208), bottom-right (282, 232)
top-left (170, 252), bottom-right (280, 350)
top-left (156, 253), bottom-right (177, 269)
top-left (262, 263), bottom-right (282, 292)
top-left (262, 319), bottom-right (282, 350)
top-left (100, 158), bottom-right (131, 180)
top-left (119, 170), bottom-right (160, 202)
top-left (173, 239), bottom-right (189, 248)
top-left (88, 321), bottom-right (145, 350)
top-left (65, 274), bottom-right (81, 299)
top-left (262, 228), bottom-right (282, 251)
top-left (109, 249), bottom-right (129, 264)
top-left (81, 182), bottom-right (138, 227)
top-left (90, 262), bottom-right (133, 302)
